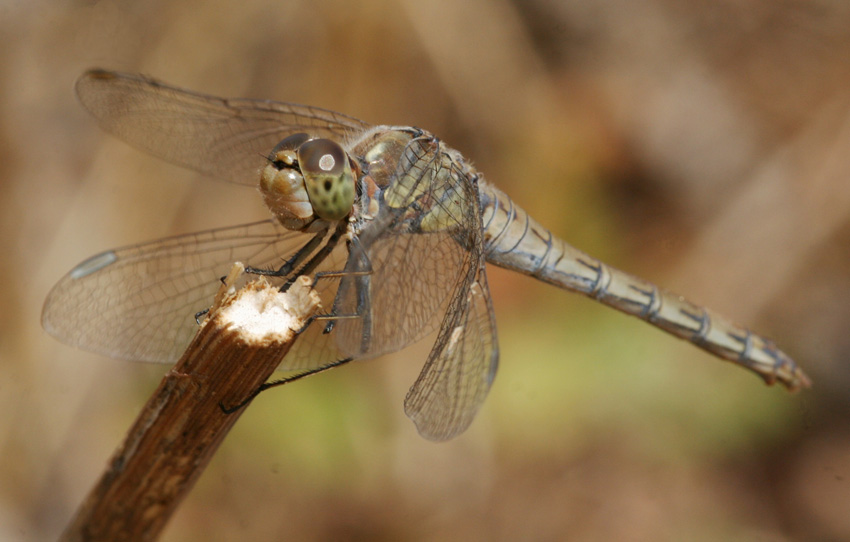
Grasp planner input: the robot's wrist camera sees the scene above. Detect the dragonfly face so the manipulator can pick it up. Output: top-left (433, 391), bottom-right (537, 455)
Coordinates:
top-left (260, 133), bottom-right (358, 231)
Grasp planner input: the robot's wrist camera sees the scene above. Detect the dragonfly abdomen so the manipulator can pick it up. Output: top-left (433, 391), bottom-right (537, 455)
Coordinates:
top-left (478, 182), bottom-right (810, 391)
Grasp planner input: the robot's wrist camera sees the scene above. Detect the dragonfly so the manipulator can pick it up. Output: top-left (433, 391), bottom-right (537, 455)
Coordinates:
top-left (43, 69), bottom-right (811, 441)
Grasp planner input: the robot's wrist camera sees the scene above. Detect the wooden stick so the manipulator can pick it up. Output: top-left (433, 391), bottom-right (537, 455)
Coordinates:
top-left (60, 269), bottom-right (320, 542)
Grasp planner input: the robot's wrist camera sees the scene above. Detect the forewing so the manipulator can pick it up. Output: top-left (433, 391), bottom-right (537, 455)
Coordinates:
top-left (75, 69), bottom-right (371, 184)
top-left (42, 220), bottom-right (313, 363)
top-left (403, 267), bottom-right (499, 441)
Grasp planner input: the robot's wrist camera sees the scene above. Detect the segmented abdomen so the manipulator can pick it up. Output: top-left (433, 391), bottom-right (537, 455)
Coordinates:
top-left (477, 181), bottom-right (810, 390)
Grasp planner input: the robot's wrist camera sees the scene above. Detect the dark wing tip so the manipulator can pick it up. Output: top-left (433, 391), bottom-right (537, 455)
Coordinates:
top-left (81, 68), bottom-right (117, 81)
top-left (75, 68), bottom-right (117, 112)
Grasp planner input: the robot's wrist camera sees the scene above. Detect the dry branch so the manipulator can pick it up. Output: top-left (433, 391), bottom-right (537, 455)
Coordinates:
top-left (60, 270), bottom-right (320, 542)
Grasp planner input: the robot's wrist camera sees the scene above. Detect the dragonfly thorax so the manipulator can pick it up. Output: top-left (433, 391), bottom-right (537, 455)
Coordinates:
top-left (259, 136), bottom-right (357, 231)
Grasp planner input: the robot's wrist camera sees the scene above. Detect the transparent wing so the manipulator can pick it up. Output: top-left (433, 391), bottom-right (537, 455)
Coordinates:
top-left (404, 268), bottom-right (499, 441)
top-left (42, 220), bottom-right (314, 363)
top-left (327, 229), bottom-right (469, 359)
top-left (75, 69), bottom-right (371, 185)
top-left (323, 132), bottom-right (500, 439)
top-left (328, 135), bottom-right (484, 361)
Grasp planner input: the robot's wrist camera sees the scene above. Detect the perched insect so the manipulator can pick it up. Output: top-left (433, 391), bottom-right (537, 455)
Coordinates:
top-left (43, 70), bottom-right (810, 440)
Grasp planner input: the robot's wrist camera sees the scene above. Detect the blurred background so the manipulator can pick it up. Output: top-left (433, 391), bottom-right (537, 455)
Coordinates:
top-left (2, 0), bottom-right (849, 540)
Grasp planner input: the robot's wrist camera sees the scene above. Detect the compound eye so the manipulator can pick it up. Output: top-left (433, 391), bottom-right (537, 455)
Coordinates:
top-left (269, 132), bottom-right (310, 160)
top-left (298, 138), bottom-right (346, 177)
top-left (296, 139), bottom-right (355, 221)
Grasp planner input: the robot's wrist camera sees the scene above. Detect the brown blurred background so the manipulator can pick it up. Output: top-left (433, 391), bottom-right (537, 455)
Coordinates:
top-left (2, 0), bottom-right (849, 540)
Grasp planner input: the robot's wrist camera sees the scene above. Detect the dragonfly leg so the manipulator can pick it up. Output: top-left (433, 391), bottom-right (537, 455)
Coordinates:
top-left (318, 235), bottom-right (374, 346)
top-left (219, 356), bottom-right (355, 414)
top-left (245, 230), bottom-right (327, 278)
top-left (194, 308), bottom-right (209, 325)
top-left (279, 221), bottom-right (349, 292)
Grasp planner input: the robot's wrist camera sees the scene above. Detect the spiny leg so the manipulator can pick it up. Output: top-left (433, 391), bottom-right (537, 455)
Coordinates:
top-left (320, 235), bottom-right (373, 337)
top-left (245, 229), bottom-right (328, 279)
top-left (219, 357), bottom-right (355, 414)
top-left (280, 221), bottom-right (350, 292)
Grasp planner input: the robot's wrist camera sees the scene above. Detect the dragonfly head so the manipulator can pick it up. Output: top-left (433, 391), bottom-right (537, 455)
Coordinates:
top-left (260, 134), bottom-right (356, 230)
